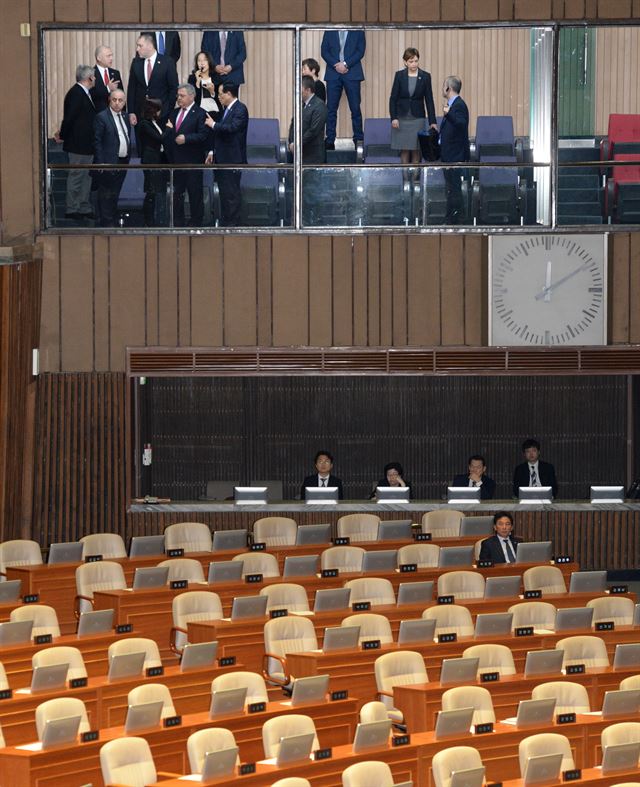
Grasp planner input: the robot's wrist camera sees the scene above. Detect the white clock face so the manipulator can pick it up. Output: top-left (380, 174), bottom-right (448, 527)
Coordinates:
top-left (489, 234), bottom-right (607, 346)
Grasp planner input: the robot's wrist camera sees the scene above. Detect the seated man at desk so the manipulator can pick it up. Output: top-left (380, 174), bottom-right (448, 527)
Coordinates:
top-left (478, 511), bottom-right (522, 564)
top-left (300, 450), bottom-right (344, 499)
top-left (451, 454), bottom-right (496, 499)
top-left (512, 438), bottom-right (558, 498)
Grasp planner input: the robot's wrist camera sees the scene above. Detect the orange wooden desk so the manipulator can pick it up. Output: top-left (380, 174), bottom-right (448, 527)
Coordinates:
top-left (501, 770), bottom-right (640, 787)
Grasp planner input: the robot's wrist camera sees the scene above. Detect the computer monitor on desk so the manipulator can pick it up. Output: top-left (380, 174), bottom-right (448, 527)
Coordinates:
top-left (376, 486), bottom-right (410, 503)
top-left (591, 485), bottom-right (624, 504)
top-left (519, 487), bottom-right (552, 504)
top-left (234, 486), bottom-right (267, 505)
top-left (305, 487), bottom-right (338, 504)
top-left (447, 487), bottom-right (480, 505)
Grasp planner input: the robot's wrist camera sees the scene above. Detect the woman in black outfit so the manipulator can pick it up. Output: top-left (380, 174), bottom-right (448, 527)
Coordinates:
top-left (136, 98), bottom-right (168, 227)
top-left (369, 462), bottom-right (412, 499)
top-left (188, 50), bottom-right (222, 120)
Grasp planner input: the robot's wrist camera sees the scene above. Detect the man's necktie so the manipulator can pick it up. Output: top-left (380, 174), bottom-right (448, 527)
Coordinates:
top-left (530, 466), bottom-right (538, 485)
top-left (103, 69), bottom-right (109, 86)
top-left (175, 109), bottom-right (186, 131)
top-left (339, 30), bottom-right (347, 61)
top-left (116, 113), bottom-right (129, 142)
top-left (220, 31), bottom-right (227, 66)
top-left (472, 481), bottom-right (478, 487)
top-left (157, 32), bottom-right (165, 55)
top-left (146, 58), bottom-right (152, 83)
top-left (321, 479), bottom-right (327, 487)
top-left (504, 538), bottom-right (516, 563)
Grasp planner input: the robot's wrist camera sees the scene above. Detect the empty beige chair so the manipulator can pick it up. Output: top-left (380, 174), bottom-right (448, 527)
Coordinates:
top-left (608, 784), bottom-right (640, 787)
top-left (422, 510), bottom-right (464, 538)
top-left (127, 683), bottom-right (176, 719)
top-left (523, 566), bottom-right (567, 595)
top-left (320, 546), bottom-right (366, 573)
top-left (262, 714), bottom-right (319, 759)
top-left (75, 560), bottom-right (127, 616)
top-left (263, 616), bottom-right (318, 686)
top-left (601, 722), bottom-right (640, 749)
top-left (253, 517), bottom-right (297, 546)
top-left (359, 701), bottom-right (390, 724)
top-left (473, 539), bottom-right (484, 561)
top-left (260, 583), bottom-right (310, 613)
top-left (108, 637), bottom-right (162, 670)
top-left (344, 577), bottom-right (395, 607)
top-left (100, 736), bottom-right (157, 787)
top-left (171, 590), bottom-right (223, 654)
top-left (10, 604), bottom-right (60, 638)
top-left (508, 601), bottom-right (557, 634)
top-left (441, 685), bottom-right (496, 725)
top-left (518, 733), bottom-right (575, 776)
top-left (342, 761), bottom-right (395, 787)
top-left (438, 570), bottom-right (485, 600)
top-left (211, 671), bottom-right (269, 706)
top-left (531, 681), bottom-right (590, 714)
top-left (337, 514), bottom-right (381, 542)
top-left (462, 643), bottom-right (516, 677)
top-left (432, 746), bottom-right (484, 787)
top-left (587, 596), bottom-right (635, 626)
top-left (620, 675), bottom-right (640, 691)
top-left (232, 552), bottom-right (280, 578)
top-left (187, 727), bottom-right (239, 773)
top-left (0, 539), bottom-right (42, 577)
top-left (272, 780), bottom-right (312, 787)
top-left (422, 604), bottom-right (474, 637)
top-left (32, 646), bottom-right (87, 681)
top-left (0, 662), bottom-right (9, 691)
top-left (157, 558), bottom-right (205, 584)
top-left (35, 696), bottom-right (90, 739)
top-left (80, 533), bottom-right (126, 559)
top-left (397, 543), bottom-right (440, 568)
top-left (556, 635), bottom-right (609, 668)
top-left (342, 613), bottom-right (393, 645)
top-left (164, 522), bottom-right (212, 553)
top-left (375, 650), bottom-right (428, 721)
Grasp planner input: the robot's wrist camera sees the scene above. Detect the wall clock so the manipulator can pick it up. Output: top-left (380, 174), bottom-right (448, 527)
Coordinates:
top-left (489, 234), bottom-right (607, 346)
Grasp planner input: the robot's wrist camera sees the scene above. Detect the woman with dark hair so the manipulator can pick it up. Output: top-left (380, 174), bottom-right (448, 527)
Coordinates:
top-left (188, 50), bottom-right (222, 119)
top-left (370, 462), bottom-right (412, 499)
top-left (135, 97), bottom-right (168, 226)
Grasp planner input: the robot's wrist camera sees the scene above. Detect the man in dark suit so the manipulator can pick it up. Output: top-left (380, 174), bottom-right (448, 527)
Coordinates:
top-left (151, 30), bottom-right (181, 62)
top-left (321, 30), bottom-right (366, 148)
top-left (452, 454), bottom-right (496, 500)
top-left (200, 29), bottom-right (246, 97)
top-left (163, 84), bottom-right (209, 228)
top-left (205, 83), bottom-right (248, 227)
top-left (127, 32), bottom-right (179, 125)
top-left (479, 512), bottom-right (522, 564)
top-left (439, 75), bottom-right (470, 224)
top-left (55, 65), bottom-right (97, 219)
top-left (91, 45), bottom-right (123, 114)
top-left (93, 90), bottom-right (131, 227)
top-left (288, 76), bottom-right (327, 164)
top-left (300, 450), bottom-right (344, 500)
top-left (512, 438), bottom-right (558, 498)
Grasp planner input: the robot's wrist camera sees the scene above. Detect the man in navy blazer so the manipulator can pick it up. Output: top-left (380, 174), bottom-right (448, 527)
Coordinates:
top-left (127, 33), bottom-right (179, 124)
top-left (300, 450), bottom-right (344, 500)
top-left (321, 30), bottom-right (366, 148)
top-left (439, 75), bottom-right (470, 224)
top-left (201, 30), bottom-right (247, 96)
top-left (512, 438), bottom-right (558, 498)
top-left (451, 455), bottom-right (496, 500)
top-left (478, 512), bottom-right (522, 564)
top-left (163, 84), bottom-right (210, 228)
top-left (93, 90), bottom-right (131, 227)
top-left (91, 45), bottom-right (123, 114)
top-left (151, 31), bottom-right (181, 62)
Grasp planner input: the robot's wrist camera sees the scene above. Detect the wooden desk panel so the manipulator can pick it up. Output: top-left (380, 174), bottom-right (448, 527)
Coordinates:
top-left (501, 769), bottom-right (640, 787)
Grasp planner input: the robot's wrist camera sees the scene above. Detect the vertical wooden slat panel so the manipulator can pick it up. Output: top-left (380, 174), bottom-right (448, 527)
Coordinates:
top-left (59, 236), bottom-right (95, 372)
top-left (109, 236), bottom-right (146, 371)
top-left (39, 237), bottom-right (61, 373)
top-left (157, 235), bottom-right (180, 347)
top-left (332, 236), bottom-right (354, 346)
top-left (366, 236), bottom-right (381, 346)
top-left (308, 236), bottom-right (333, 346)
top-left (352, 236), bottom-right (369, 345)
top-left (256, 236), bottom-right (273, 346)
top-left (93, 236), bottom-right (110, 371)
top-left (463, 236), bottom-right (485, 346)
top-left (610, 233), bottom-right (630, 343)
top-left (629, 233), bottom-right (640, 343)
top-left (223, 236), bottom-right (257, 345)
top-left (379, 236), bottom-right (394, 345)
top-left (272, 235), bottom-right (309, 345)
top-left (191, 235), bottom-right (224, 345)
top-left (391, 235), bottom-right (408, 346)
top-left (440, 235), bottom-right (465, 345)
top-left (178, 235), bottom-right (192, 345)
top-left (407, 235), bottom-right (440, 345)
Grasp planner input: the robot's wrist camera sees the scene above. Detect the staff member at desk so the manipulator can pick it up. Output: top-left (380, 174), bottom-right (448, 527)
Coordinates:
top-left (301, 450), bottom-right (344, 499)
top-left (451, 454), bottom-right (496, 500)
top-left (512, 438), bottom-right (558, 498)
top-left (478, 511), bottom-right (522, 564)
top-left (369, 461), bottom-right (411, 499)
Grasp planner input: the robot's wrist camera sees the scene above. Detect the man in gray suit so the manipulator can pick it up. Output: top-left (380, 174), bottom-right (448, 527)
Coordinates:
top-left (288, 75), bottom-right (327, 164)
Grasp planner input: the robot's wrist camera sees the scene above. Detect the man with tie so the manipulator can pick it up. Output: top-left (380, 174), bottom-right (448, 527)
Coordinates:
top-left (439, 75), bottom-right (470, 225)
top-left (151, 30), bottom-right (181, 62)
top-left (91, 45), bottom-right (123, 114)
top-left (93, 90), bottom-right (131, 227)
top-left (479, 512), bottom-right (522, 564)
top-left (451, 455), bottom-right (496, 500)
top-left (127, 32), bottom-right (179, 125)
top-left (200, 29), bottom-right (247, 98)
top-left (321, 29), bottom-right (366, 149)
top-left (300, 451), bottom-right (344, 500)
top-left (288, 75), bottom-right (327, 164)
top-left (163, 84), bottom-right (209, 228)
top-left (512, 438), bottom-right (558, 498)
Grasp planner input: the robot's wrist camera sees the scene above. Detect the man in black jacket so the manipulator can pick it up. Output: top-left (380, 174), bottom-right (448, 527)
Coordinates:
top-left (300, 450), bottom-right (344, 500)
top-left (288, 76), bottom-right (327, 164)
top-left (479, 512), bottom-right (522, 564)
top-left (91, 45), bottom-right (123, 113)
top-left (127, 33), bottom-right (179, 124)
top-left (512, 438), bottom-right (558, 498)
top-left (440, 75), bottom-right (470, 224)
top-left (452, 455), bottom-right (496, 500)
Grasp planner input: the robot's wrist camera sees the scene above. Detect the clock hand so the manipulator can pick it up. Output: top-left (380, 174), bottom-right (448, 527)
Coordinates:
top-left (535, 261), bottom-right (590, 301)
top-left (544, 261), bottom-right (552, 303)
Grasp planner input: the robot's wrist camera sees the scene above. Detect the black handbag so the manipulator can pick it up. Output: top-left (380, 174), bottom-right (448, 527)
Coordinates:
top-left (418, 127), bottom-right (440, 162)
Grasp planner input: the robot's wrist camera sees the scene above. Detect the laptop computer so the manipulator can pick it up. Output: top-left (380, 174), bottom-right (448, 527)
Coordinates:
top-left (48, 542), bottom-right (84, 564)
top-left (132, 565), bottom-right (169, 590)
top-left (313, 587), bottom-right (351, 612)
top-left (352, 720), bottom-right (392, 753)
top-left (108, 651), bottom-right (146, 681)
top-left (434, 707), bottom-right (474, 739)
top-left (322, 625), bottom-right (360, 652)
top-left (376, 487), bottom-right (410, 504)
top-left (484, 575), bottom-right (521, 598)
top-left (295, 524), bottom-right (331, 545)
top-left (602, 689), bottom-right (640, 718)
top-left (522, 753), bottom-right (563, 786)
top-left (516, 541), bottom-right (553, 564)
top-left (613, 643), bottom-right (640, 670)
top-left (514, 698), bottom-right (557, 728)
top-left (438, 546), bottom-right (474, 568)
top-left (180, 641), bottom-right (218, 672)
top-left (601, 742), bottom-right (640, 774)
top-left (41, 715), bottom-right (81, 749)
top-left (590, 485), bottom-right (625, 505)
top-left (524, 649), bottom-right (564, 678)
top-left (291, 674), bottom-right (329, 706)
top-left (305, 487), bottom-right (338, 504)
top-left (568, 570), bottom-right (607, 593)
top-left (554, 607), bottom-right (594, 631)
top-left (377, 520), bottom-right (413, 540)
top-left (398, 618), bottom-right (436, 645)
top-left (276, 732), bottom-right (316, 765)
top-left (362, 549), bottom-right (398, 573)
top-left (397, 581), bottom-right (434, 606)
top-left (212, 529), bottom-right (248, 552)
top-left (474, 612), bottom-right (513, 638)
top-left (209, 686), bottom-right (248, 717)
top-left (460, 516), bottom-right (494, 537)
top-left (0, 619), bottom-right (34, 646)
top-left (128, 534), bottom-right (166, 558)
top-left (234, 487), bottom-right (267, 505)
top-left (0, 579), bottom-right (21, 603)
top-left (519, 487), bottom-right (553, 504)
top-left (207, 561), bottom-right (244, 584)
top-left (439, 657), bottom-right (480, 686)
top-left (230, 595), bottom-right (268, 621)
top-left (30, 663), bottom-right (70, 693)
top-left (200, 747), bottom-right (239, 782)
top-left (77, 608), bottom-right (114, 637)
top-left (284, 555), bottom-right (319, 577)
top-left (447, 487), bottom-right (480, 505)
top-left (124, 700), bottom-right (164, 733)
top-left (450, 767), bottom-right (486, 787)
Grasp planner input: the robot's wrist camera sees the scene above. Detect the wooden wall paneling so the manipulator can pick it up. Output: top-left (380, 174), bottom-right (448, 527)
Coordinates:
top-left (152, 0), bottom-right (175, 23)
top-left (308, 236), bottom-right (333, 346)
top-left (610, 233), bottom-right (630, 343)
top-left (272, 235), bottom-right (310, 345)
top-left (156, 235), bottom-right (180, 348)
top-left (392, 235), bottom-right (408, 345)
top-left (256, 236), bottom-right (273, 346)
top-left (145, 236), bottom-right (160, 347)
top-left (185, 0), bottom-right (220, 24)
top-left (463, 236), bottom-right (485, 346)
top-left (190, 236), bottom-right (224, 346)
top-left (407, 235), bottom-right (439, 345)
top-left (222, 236), bottom-right (257, 345)
top-left (93, 236), bottom-right (110, 370)
top-left (440, 235), bottom-right (465, 345)
top-left (379, 236), bottom-right (394, 345)
top-left (39, 237), bottom-right (61, 372)
top-left (109, 236), bottom-right (146, 371)
top-left (352, 236), bottom-right (369, 345)
top-left (102, 0), bottom-right (141, 23)
top-left (630, 234), bottom-right (640, 343)
top-left (307, 0), bottom-right (332, 23)
top-left (366, 236), bottom-right (381, 346)
top-left (332, 236), bottom-right (354, 345)
top-left (220, 0), bottom-right (254, 21)
top-left (177, 235), bottom-right (192, 345)
top-left (59, 236), bottom-right (95, 371)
